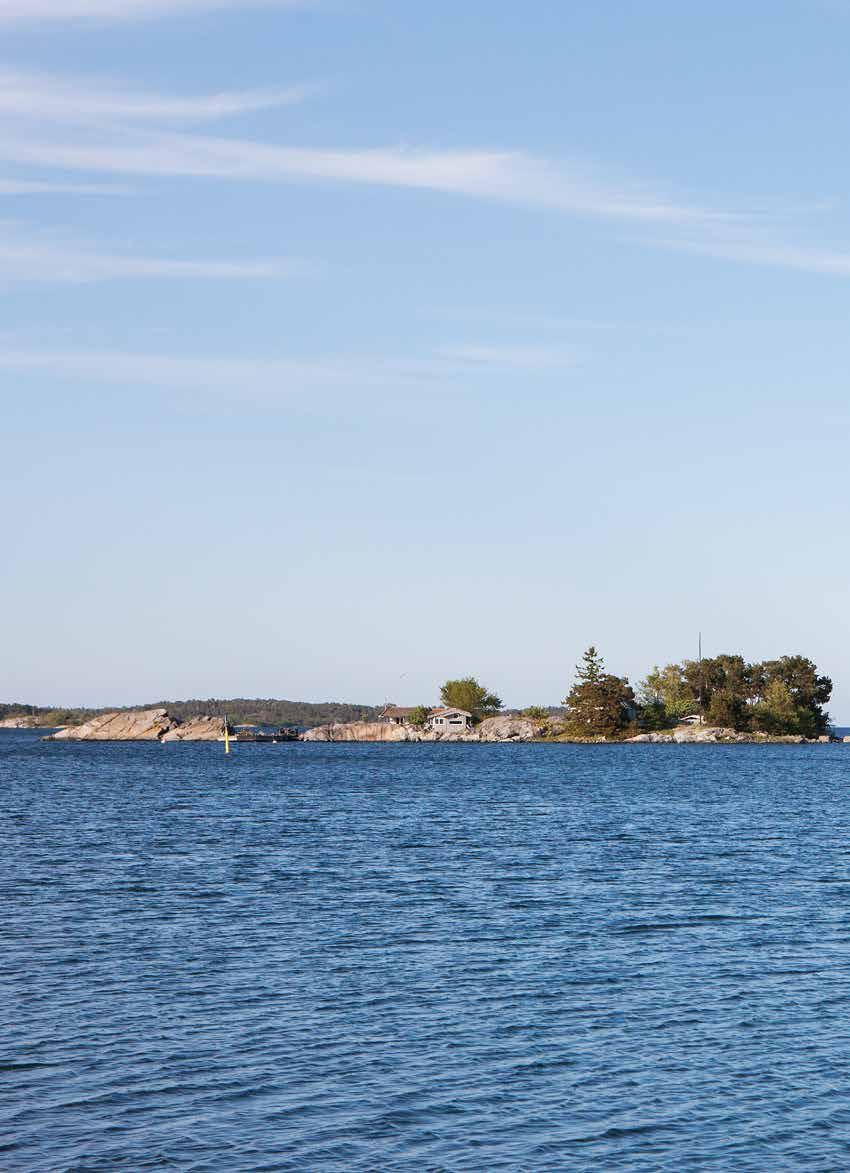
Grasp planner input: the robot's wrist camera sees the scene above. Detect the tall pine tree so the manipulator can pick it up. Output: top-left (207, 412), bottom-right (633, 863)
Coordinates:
top-left (563, 646), bottom-right (636, 737)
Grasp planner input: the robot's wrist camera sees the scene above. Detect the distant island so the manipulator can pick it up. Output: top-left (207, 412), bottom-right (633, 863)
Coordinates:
top-left (1, 647), bottom-right (841, 744)
top-left (0, 697), bottom-right (382, 731)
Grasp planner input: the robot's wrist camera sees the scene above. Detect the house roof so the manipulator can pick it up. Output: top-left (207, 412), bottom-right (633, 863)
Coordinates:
top-left (380, 704), bottom-right (473, 720)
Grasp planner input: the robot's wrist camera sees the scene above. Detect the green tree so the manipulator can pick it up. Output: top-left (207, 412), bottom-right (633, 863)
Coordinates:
top-left (751, 679), bottom-right (800, 735)
top-left (439, 677), bottom-right (502, 722)
top-left (638, 663), bottom-right (692, 722)
top-left (751, 655), bottom-right (831, 736)
top-left (639, 698), bottom-right (669, 731)
top-left (576, 645), bottom-right (605, 684)
top-left (682, 653), bottom-right (751, 729)
top-left (407, 704), bottom-right (432, 728)
top-left (563, 647), bottom-right (636, 737)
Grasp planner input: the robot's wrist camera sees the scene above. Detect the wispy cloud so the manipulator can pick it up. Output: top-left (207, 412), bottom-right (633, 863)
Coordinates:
top-left (0, 0), bottom-right (313, 25)
top-left (0, 69), bottom-right (316, 124)
top-left (0, 347), bottom-right (378, 391)
top-left (0, 340), bottom-right (578, 393)
top-left (436, 343), bottom-right (577, 370)
top-left (653, 232), bottom-right (850, 277)
top-left (0, 177), bottom-right (129, 195)
top-left (0, 224), bottom-right (302, 281)
top-left (3, 68), bottom-right (847, 280)
top-left (0, 69), bottom-right (721, 224)
top-left (0, 128), bottom-right (724, 227)
top-left (0, 65), bottom-right (747, 235)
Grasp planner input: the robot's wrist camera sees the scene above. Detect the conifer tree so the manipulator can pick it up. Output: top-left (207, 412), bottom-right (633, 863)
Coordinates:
top-left (563, 647), bottom-right (636, 737)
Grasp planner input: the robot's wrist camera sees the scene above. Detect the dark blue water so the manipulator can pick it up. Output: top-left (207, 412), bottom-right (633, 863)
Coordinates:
top-left (4, 733), bottom-right (850, 1171)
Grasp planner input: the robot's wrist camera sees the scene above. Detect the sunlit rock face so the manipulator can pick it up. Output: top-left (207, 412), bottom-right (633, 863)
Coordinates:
top-left (49, 708), bottom-right (178, 741)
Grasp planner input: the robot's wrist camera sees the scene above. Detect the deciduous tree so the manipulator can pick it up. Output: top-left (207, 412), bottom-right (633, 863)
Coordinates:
top-left (638, 663), bottom-right (692, 721)
top-left (751, 655), bottom-right (831, 736)
top-left (408, 705), bottom-right (432, 728)
top-left (439, 677), bottom-right (503, 722)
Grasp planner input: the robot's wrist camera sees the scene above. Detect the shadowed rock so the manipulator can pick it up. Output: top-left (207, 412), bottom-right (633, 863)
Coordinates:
top-left (476, 715), bottom-right (541, 742)
top-left (161, 716), bottom-right (226, 742)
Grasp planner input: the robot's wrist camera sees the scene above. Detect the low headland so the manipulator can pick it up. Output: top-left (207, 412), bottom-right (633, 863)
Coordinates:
top-left (2, 645), bottom-right (844, 744)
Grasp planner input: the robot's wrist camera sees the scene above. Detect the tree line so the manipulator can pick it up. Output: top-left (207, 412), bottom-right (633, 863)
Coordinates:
top-left (430, 649), bottom-right (833, 739)
top-left (562, 646), bottom-right (832, 738)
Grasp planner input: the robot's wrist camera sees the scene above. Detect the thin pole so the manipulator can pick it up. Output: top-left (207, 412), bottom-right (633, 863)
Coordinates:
top-left (224, 713), bottom-right (231, 755)
top-left (698, 632), bottom-right (704, 724)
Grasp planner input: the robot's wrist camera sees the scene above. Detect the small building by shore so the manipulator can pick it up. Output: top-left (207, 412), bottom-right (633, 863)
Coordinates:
top-left (379, 704), bottom-right (474, 733)
top-left (426, 707), bottom-right (473, 733)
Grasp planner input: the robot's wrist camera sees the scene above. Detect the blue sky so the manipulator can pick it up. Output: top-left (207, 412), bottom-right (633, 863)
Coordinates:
top-left (2, 0), bottom-right (849, 716)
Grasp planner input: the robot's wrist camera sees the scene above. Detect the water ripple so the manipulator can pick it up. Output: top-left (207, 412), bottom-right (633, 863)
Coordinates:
top-left (3, 735), bottom-right (850, 1169)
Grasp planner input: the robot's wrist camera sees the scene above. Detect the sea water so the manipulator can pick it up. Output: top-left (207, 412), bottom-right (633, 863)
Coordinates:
top-left (3, 732), bottom-right (850, 1171)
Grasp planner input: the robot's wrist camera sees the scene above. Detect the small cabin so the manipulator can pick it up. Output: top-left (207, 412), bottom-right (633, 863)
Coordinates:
top-left (426, 707), bottom-right (473, 733)
top-left (378, 704), bottom-right (473, 732)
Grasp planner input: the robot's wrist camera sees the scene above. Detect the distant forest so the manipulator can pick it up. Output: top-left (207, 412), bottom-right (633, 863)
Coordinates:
top-left (152, 698), bottom-right (384, 728)
top-left (0, 698), bottom-right (383, 729)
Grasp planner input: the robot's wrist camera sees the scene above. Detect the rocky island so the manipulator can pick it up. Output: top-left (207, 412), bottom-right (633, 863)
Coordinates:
top-left (42, 709), bottom-right (549, 743)
top-left (4, 645), bottom-right (841, 744)
top-left (47, 709), bottom-right (225, 742)
top-left (7, 707), bottom-right (842, 745)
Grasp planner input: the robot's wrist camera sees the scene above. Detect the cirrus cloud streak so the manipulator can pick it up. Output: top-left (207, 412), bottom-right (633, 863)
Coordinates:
top-left (0, 69), bottom-right (317, 123)
top-left (0, 0), bottom-right (314, 26)
top-left (0, 129), bottom-right (725, 227)
top-left (0, 340), bottom-right (577, 395)
top-left (0, 223), bottom-right (303, 281)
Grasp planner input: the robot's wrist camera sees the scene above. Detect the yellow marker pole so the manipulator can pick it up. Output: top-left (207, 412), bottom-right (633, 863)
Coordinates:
top-left (224, 713), bottom-right (231, 755)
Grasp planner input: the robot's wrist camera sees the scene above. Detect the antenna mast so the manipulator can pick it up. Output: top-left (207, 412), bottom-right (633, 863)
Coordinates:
top-left (698, 632), bottom-right (704, 724)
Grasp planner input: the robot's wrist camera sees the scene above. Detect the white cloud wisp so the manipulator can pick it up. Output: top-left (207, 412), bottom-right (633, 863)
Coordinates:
top-left (653, 232), bottom-right (850, 277)
top-left (0, 339), bottom-right (578, 394)
top-left (0, 177), bottom-right (129, 195)
top-left (0, 224), bottom-right (301, 282)
top-left (0, 0), bottom-right (312, 25)
top-left (0, 69), bottom-right (724, 225)
top-left (0, 128), bottom-right (724, 227)
top-left (0, 69), bottom-right (315, 124)
top-left (1, 69), bottom-right (847, 277)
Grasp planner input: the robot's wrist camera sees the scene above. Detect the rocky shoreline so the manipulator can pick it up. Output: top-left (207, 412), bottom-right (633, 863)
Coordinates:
top-left (0, 715), bottom-right (59, 729)
top-left (625, 727), bottom-right (836, 745)
top-left (10, 708), bottom-right (842, 744)
top-left (302, 715), bottom-right (542, 742)
top-left (47, 709), bottom-right (225, 742)
top-left (43, 711), bottom-right (545, 743)
top-left (298, 718), bottom-right (841, 745)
